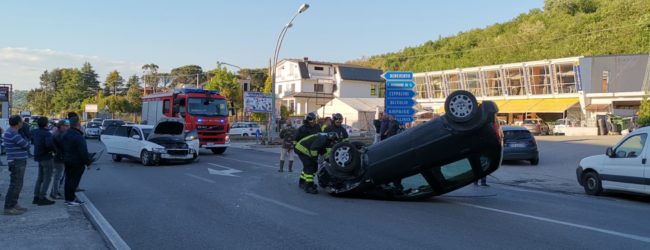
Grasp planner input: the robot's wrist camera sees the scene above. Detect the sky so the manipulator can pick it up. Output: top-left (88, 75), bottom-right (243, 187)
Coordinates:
top-left (1, 0), bottom-right (543, 90)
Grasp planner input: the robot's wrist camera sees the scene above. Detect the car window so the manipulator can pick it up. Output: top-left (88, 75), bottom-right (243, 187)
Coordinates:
top-left (615, 133), bottom-right (647, 158)
top-left (439, 158), bottom-right (474, 183)
top-left (523, 120), bottom-right (535, 124)
top-left (115, 126), bottom-right (129, 137)
top-left (87, 122), bottom-right (100, 128)
top-left (141, 128), bottom-right (152, 139)
top-left (504, 130), bottom-right (533, 140)
top-left (103, 126), bottom-right (118, 135)
top-left (128, 127), bottom-right (141, 139)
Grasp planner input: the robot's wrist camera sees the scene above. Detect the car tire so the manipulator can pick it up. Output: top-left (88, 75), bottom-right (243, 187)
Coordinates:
top-left (211, 148), bottom-right (227, 154)
top-left (530, 157), bottom-right (539, 165)
top-left (583, 172), bottom-right (603, 196)
top-left (112, 154), bottom-right (122, 162)
top-left (444, 90), bottom-right (479, 123)
top-left (243, 133), bottom-right (249, 137)
top-left (329, 142), bottom-right (360, 173)
top-left (141, 150), bottom-right (153, 166)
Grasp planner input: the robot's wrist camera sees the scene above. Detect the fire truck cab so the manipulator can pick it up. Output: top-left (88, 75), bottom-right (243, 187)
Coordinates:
top-left (142, 88), bottom-right (230, 154)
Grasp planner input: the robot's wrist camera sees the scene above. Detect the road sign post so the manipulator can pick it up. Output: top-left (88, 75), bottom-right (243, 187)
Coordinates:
top-left (383, 71), bottom-right (416, 124)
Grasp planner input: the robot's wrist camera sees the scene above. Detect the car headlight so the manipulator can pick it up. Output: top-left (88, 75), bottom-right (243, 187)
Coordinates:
top-left (225, 135), bottom-right (230, 141)
top-left (152, 148), bottom-right (166, 153)
top-left (185, 135), bottom-right (197, 141)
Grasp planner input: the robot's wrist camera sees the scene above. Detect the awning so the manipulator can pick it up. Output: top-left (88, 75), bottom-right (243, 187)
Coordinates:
top-left (435, 98), bottom-right (578, 114)
top-left (497, 99), bottom-right (542, 113)
top-left (528, 98), bottom-right (579, 113)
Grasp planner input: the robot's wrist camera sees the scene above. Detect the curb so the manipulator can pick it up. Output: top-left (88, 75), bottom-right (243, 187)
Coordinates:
top-left (77, 192), bottom-right (131, 250)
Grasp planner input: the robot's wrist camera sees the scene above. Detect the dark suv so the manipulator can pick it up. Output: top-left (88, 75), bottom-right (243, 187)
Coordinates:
top-left (318, 91), bottom-right (503, 200)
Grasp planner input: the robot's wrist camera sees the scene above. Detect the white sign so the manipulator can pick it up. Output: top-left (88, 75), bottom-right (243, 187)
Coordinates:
top-left (85, 104), bottom-right (98, 113)
top-left (244, 92), bottom-right (272, 113)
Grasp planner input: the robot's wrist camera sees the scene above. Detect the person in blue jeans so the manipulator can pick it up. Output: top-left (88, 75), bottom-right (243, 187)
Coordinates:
top-left (32, 116), bottom-right (56, 206)
top-left (474, 176), bottom-right (488, 187)
top-left (3, 115), bottom-right (30, 215)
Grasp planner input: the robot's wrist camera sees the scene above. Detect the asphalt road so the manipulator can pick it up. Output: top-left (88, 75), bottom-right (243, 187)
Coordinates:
top-left (81, 139), bottom-right (650, 250)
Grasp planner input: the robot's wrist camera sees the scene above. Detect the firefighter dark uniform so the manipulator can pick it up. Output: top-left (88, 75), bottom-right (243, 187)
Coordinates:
top-left (295, 112), bottom-right (320, 142)
top-left (324, 113), bottom-right (349, 142)
top-left (294, 132), bottom-right (338, 194)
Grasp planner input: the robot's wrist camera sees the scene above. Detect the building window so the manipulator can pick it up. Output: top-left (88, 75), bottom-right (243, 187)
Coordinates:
top-left (314, 84), bottom-right (324, 92)
top-left (428, 75), bottom-right (444, 98)
top-left (289, 100), bottom-right (295, 113)
top-left (464, 72), bottom-right (481, 97)
top-left (315, 66), bottom-right (324, 71)
top-left (333, 84), bottom-right (338, 93)
top-left (414, 75), bottom-right (427, 99)
top-left (602, 71), bottom-right (609, 93)
top-left (290, 84), bottom-right (295, 93)
top-left (505, 67), bottom-right (525, 96)
top-left (278, 85), bottom-right (283, 94)
top-left (483, 70), bottom-right (503, 97)
top-left (528, 65), bottom-right (552, 95)
top-left (446, 73), bottom-right (461, 94)
top-left (370, 83), bottom-right (377, 96)
top-left (163, 100), bottom-right (170, 114)
top-left (555, 63), bottom-right (577, 94)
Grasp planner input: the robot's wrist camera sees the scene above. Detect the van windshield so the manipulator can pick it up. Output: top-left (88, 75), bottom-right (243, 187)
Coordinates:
top-left (187, 98), bottom-right (229, 117)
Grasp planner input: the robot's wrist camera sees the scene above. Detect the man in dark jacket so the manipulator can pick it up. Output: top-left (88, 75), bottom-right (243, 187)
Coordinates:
top-left (50, 119), bottom-right (69, 199)
top-left (62, 116), bottom-right (91, 206)
top-left (379, 113), bottom-right (389, 140)
top-left (294, 112), bottom-right (320, 143)
top-left (294, 132), bottom-right (339, 194)
top-left (31, 117), bottom-right (56, 205)
top-left (278, 119), bottom-right (297, 172)
top-left (385, 114), bottom-right (400, 139)
top-left (372, 113), bottom-right (382, 144)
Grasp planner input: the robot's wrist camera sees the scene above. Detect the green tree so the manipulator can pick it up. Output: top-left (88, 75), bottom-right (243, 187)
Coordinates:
top-left (81, 62), bottom-right (101, 96)
top-left (105, 70), bottom-right (124, 96)
top-left (205, 65), bottom-right (241, 118)
top-left (142, 63), bottom-right (160, 92)
top-left (239, 68), bottom-right (268, 91)
top-left (52, 68), bottom-right (86, 116)
top-left (126, 82), bottom-right (143, 113)
top-left (126, 74), bottom-right (140, 89)
top-left (637, 97), bottom-right (650, 127)
top-left (171, 65), bottom-right (205, 88)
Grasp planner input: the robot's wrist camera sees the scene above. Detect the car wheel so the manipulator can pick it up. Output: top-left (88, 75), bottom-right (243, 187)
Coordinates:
top-left (141, 150), bottom-right (153, 166)
top-left (211, 148), bottom-right (227, 154)
top-left (583, 172), bottom-right (603, 196)
top-left (329, 142), bottom-right (360, 173)
top-left (530, 157), bottom-right (539, 165)
top-left (112, 154), bottom-right (122, 162)
top-left (242, 133), bottom-right (249, 137)
top-left (444, 90), bottom-right (479, 123)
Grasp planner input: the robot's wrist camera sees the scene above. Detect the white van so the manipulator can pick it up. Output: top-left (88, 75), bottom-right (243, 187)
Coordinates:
top-left (229, 122), bottom-right (261, 137)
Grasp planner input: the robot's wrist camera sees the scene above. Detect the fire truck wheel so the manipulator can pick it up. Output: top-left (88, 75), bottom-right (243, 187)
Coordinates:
top-left (211, 148), bottom-right (227, 154)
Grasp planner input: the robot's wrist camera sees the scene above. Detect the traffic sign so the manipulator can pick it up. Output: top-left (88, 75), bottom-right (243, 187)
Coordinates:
top-left (386, 98), bottom-right (415, 107)
top-left (386, 81), bottom-right (415, 89)
top-left (386, 89), bottom-right (416, 98)
top-left (387, 108), bottom-right (416, 116)
top-left (382, 71), bottom-right (413, 80)
top-left (395, 116), bottom-right (414, 123)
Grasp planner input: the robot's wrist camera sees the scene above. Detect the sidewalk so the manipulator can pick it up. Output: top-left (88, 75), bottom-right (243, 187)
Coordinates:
top-left (0, 159), bottom-right (107, 250)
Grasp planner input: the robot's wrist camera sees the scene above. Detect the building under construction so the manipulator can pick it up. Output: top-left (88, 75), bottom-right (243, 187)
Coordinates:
top-left (413, 54), bottom-right (650, 128)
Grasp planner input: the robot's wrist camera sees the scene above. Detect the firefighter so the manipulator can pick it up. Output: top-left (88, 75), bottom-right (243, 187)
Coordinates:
top-left (294, 132), bottom-right (339, 194)
top-left (294, 112), bottom-right (320, 142)
top-left (324, 113), bottom-right (349, 142)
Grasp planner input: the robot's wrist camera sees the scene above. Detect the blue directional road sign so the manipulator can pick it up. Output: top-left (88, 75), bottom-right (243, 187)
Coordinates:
top-left (386, 81), bottom-right (415, 89)
top-left (386, 98), bottom-right (415, 107)
top-left (382, 71), bottom-right (413, 81)
top-left (395, 116), bottom-right (414, 123)
top-left (387, 108), bottom-right (416, 116)
top-left (386, 89), bottom-right (416, 98)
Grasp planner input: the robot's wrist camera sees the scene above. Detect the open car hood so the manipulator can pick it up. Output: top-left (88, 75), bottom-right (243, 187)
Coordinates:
top-left (148, 117), bottom-right (186, 140)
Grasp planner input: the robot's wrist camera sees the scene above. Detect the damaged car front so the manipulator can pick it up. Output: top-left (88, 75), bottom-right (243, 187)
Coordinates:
top-left (318, 90), bottom-right (503, 200)
top-left (146, 118), bottom-right (200, 165)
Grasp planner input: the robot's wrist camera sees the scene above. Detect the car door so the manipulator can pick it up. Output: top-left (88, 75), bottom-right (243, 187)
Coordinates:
top-left (101, 126), bottom-right (119, 154)
top-left (127, 127), bottom-right (145, 158)
top-left (600, 133), bottom-right (648, 192)
top-left (112, 126), bottom-right (130, 155)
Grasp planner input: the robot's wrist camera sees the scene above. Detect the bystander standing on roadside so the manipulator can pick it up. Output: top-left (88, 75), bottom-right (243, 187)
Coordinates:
top-left (49, 119), bottom-right (68, 200)
top-left (474, 176), bottom-right (488, 187)
top-left (3, 115), bottom-right (30, 215)
top-left (384, 114), bottom-right (400, 139)
top-left (379, 113), bottom-right (389, 141)
top-left (32, 117), bottom-right (56, 206)
top-left (279, 119), bottom-right (296, 172)
top-left (372, 113), bottom-right (382, 144)
top-left (62, 116), bottom-right (91, 206)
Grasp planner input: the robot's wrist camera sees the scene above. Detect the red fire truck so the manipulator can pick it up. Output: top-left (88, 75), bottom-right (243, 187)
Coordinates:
top-left (142, 88), bottom-right (230, 154)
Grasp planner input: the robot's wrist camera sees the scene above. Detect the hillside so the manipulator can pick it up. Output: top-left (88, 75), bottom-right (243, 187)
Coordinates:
top-left (349, 0), bottom-right (650, 72)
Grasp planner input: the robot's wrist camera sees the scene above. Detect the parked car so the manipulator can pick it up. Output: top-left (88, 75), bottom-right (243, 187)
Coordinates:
top-left (229, 122), bottom-right (261, 137)
top-left (91, 118), bottom-right (104, 123)
top-left (84, 122), bottom-right (102, 139)
top-left (552, 119), bottom-right (576, 135)
top-left (101, 117), bottom-right (199, 166)
top-left (342, 124), bottom-right (362, 137)
top-left (502, 126), bottom-right (539, 165)
top-left (522, 119), bottom-right (550, 135)
top-left (576, 127), bottom-right (650, 196)
top-left (317, 90), bottom-right (503, 200)
top-left (100, 119), bottom-right (125, 133)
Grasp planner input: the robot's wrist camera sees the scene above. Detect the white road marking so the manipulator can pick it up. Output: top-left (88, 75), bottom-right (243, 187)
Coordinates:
top-left (207, 163), bottom-right (242, 177)
top-left (216, 156), bottom-right (276, 169)
top-left (185, 173), bottom-right (216, 184)
top-left (245, 193), bottom-right (317, 216)
top-left (77, 193), bottom-right (131, 250)
top-left (455, 201), bottom-right (650, 244)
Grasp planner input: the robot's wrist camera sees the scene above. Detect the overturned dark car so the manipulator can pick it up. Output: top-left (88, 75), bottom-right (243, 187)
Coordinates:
top-left (318, 91), bottom-right (503, 200)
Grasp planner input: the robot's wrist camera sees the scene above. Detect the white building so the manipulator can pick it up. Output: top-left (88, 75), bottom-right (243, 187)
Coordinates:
top-left (275, 58), bottom-right (384, 115)
top-left (316, 98), bottom-right (384, 131)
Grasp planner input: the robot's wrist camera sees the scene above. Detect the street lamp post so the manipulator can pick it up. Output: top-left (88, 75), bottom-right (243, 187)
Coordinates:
top-left (269, 3), bottom-right (309, 143)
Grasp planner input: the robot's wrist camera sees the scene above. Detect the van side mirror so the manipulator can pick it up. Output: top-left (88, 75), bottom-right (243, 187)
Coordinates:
top-left (606, 147), bottom-right (615, 158)
top-left (131, 134), bottom-right (141, 140)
